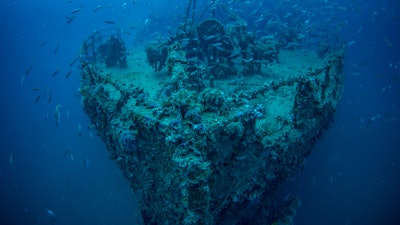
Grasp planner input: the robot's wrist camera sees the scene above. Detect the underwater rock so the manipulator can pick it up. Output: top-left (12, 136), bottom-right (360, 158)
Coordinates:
top-left (79, 25), bottom-right (345, 224)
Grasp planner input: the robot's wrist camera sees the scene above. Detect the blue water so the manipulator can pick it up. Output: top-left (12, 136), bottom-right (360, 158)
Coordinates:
top-left (0, 0), bottom-right (399, 225)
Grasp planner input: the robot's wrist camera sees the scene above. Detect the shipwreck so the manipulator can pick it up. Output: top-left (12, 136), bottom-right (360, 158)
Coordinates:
top-left (78, 2), bottom-right (345, 224)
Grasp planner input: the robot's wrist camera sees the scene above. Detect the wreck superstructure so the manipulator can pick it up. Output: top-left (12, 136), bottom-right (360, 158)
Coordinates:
top-left (79, 7), bottom-right (345, 225)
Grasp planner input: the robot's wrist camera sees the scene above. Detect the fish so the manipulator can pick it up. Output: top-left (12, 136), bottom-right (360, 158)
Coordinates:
top-left (88, 124), bottom-right (94, 131)
top-left (228, 52), bottom-right (240, 59)
top-left (48, 93), bottom-right (52, 103)
top-left (44, 112), bottom-right (49, 124)
top-left (78, 124), bottom-right (82, 137)
top-left (46, 209), bottom-right (56, 218)
top-left (383, 38), bottom-right (393, 48)
top-left (300, 158), bottom-right (306, 172)
top-left (103, 19), bottom-right (116, 24)
top-left (311, 176), bottom-right (316, 187)
top-left (93, 5), bottom-right (103, 13)
top-left (54, 43), bottom-right (60, 54)
top-left (20, 75), bottom-right (25, 85)
top-left (211, 43), bottom-right (224, 51)
top-left (70, 3), bottom-right (83, 14)
top-left (231, 57), bottom-right (241, 65)
top-left (69, 55), bottom-right (79, 67)
top-left (336, 6), bottom-right (349, 11)
top-left (347, 40), bottom-right (355, 46)
top-left (66, 110), bottom-right (70, 123)
top-left (205, 35), bottom-right (216, 41)
top-left (64, 148), bottom-right (74, 161)
top-left (129, 24), bottom-right (138, 30)
top-left (55, 104), bottom-right (62, 127)
top-left (9, 152), bottom-right (13, 165)
top-left (284, 192), bottom-right (291, 201)
top-left (212, 42), bottom-right (223, 47)
top-left (187, 56), bottom-right (199, 62)
top-left (25, 62), bottom-right (33, 75)
top-left (32, 87), bottom-right (40, 91)
top-left (39, 42), bottom-right (47, 47)
top-left (242, 57), bottom-right (254, 63)
top-left (121, 2), bottom-right (128, 7)
top-left (255, 16), bottom-right (265, 23)
top-left (83, 156), bottom-right (90, 168)
top-left (51, 67), bottom-right (61, 77)
top-left (381, 85), bottom-right (392, 92)
top-left (35, 95), bottom-right (41, 103)
top-left (366, 114), bottom-right (382, 127)
top-left (63, 147), bottom-right (72, 157)
top-left (180, 38), bottom-right (191, 42)
top-left (65, 70), bottom-right (72, 79)
top-left (66, 16), bottom-right (75, 24)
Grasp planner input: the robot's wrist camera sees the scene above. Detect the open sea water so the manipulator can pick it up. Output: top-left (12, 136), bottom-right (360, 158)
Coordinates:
top-left (0, 0), bottom-right (399, 224)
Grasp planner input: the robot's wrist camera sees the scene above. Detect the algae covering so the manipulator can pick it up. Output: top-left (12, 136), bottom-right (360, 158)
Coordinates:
top-left (79, 17), bottom-right (345, 225)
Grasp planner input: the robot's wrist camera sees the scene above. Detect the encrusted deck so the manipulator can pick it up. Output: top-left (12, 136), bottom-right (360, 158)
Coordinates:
top-left (96, 48), bottom-right (328, 125)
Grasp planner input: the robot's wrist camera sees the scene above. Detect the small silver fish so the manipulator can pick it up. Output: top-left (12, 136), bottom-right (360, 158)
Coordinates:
top-left (44, 112), bottom-right (49, 124)
top-left (46, 209), bottom-right (56, 218)
top-left (205, 35), bottom-right (216, 41)
top-left (69, 55), bottom-right (79, 67)
top-left (25, 62), bottom-right (33, 75)
top-left (211, 43), bottom-right (224, 51)
top-left (66, 16), bottom-right (75, 24)
top-left (78, 124), bottom-right (82, 137)
top-left (93, 5), bottom-right (103, 13)
top-left (187, 57), bottom-right (199, 62)
top-left (103, 20), bottom-right (116, 24)
top-left (65, 70), bottom-right (72, 79)
top-left (55, 105), bottom-right (62, 127)
top-left (51, 67), bottom-right (61, 77)
top-left (70, 3), bottom-right (83, 14)
top-left (66, 110), bottom-right (70, 123)
top-left (48, 93), bottom-right (52, 103)
top-left (83, 156), bottom-right (90, 168)
top-left (242, 57), bottom-right (253, 63)
top-left (20, 75), bottom-right (25, 85)
top-left (35, 95), bottom-right (41, 104)
top-left (347, 40), bottom-right (355, 46)
top-left (54, 43), bottom-right (60, 54)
